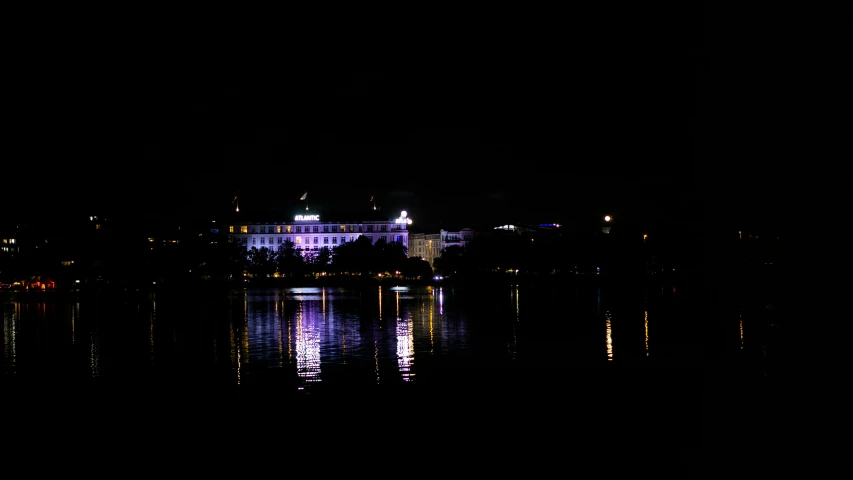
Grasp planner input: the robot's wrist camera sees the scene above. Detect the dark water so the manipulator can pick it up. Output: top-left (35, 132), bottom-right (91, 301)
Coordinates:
top-left (3, 281), bottom-right (788, 476)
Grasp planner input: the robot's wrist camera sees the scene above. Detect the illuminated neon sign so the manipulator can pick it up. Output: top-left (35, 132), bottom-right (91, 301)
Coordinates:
top-left (295, 215), bottom-right (320, 221)
top-left (394, 210), bottom-right (413, 225)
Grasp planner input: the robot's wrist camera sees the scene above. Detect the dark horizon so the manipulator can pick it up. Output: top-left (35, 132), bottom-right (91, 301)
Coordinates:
top-left (4, 173), bottom-right (785, 238)
top-left (5, 2), bottom-right (825, 240)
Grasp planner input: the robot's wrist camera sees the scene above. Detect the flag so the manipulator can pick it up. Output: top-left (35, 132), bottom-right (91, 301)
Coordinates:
top-left (369, 194), bottom-right (374, 202)
top-left (300, 192), bottom-right (307, 201)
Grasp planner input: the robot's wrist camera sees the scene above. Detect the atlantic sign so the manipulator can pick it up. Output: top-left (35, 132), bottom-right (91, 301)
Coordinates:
top-left (295, 215), bottom-right (320, 221)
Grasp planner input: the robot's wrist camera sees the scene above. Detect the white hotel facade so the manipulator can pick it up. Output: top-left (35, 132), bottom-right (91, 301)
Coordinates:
top-left (222, 206), bottom-right (484, 270)
top-left (224, 211), bottom-right (413, 255)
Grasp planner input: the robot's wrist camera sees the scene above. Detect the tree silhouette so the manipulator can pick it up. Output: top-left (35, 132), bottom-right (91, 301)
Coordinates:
top-left (201, 235), bottom-right (248, 281)
top-left (433, 244), bottom-right (466, 276)
top-left (314, 247), bottom-right (332, 272)
top-left (247, 246), bottom-right (277, 278)
top-left (330, 236), bottom-right (375, 276)
top-left (373, 238), bottom-right (408, 274)
top-left (276, 240), bottom-right (305, 279)
top-left (401, 256), bottom-right (434, 280)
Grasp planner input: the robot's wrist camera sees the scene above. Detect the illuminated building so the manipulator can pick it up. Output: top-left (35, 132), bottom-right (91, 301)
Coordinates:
top-left (408, 232), bottom-right (441, 267)
top-left (225, 210), bottom-right (412, 255)
top-left (408, 228), bottom-right (477, 267)
top-left (0, 236), bottom-right (17, 254)
top-left (441, 228), bottom-right (476, 250)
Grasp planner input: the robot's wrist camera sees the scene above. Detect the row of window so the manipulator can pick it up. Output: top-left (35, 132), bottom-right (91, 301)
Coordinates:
top-left (230, 224), bottom-right (397, 234)
top-left (241, 236), bottom-right (351, 246)
top-left (237, 235), bottom-right (403, 246)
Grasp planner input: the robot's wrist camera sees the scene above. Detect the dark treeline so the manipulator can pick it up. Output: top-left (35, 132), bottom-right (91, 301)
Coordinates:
top-left (1, 216), bottom-right (779, 294)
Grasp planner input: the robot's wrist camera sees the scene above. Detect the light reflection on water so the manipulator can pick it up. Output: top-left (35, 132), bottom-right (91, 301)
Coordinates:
top-left (2, 283), bottom-right (769, 398)
top-left (89, 331), bottom-right (99, 378)
top-left (739, 308), bottom-right (745, 350)
top-left (605, 308), bottom-right (614, 362)
top-left (4, 302), bottom-right (17, 370)
top-left (294, 301), bottom-right (321, 384)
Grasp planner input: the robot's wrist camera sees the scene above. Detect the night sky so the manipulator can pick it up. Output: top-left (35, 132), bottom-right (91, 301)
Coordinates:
top-left (7, 56), bottom-right (700, 229)
top-left (3, 9), bottom-right (845, 472)
top-left (6, 5), bottom-right (837, 236)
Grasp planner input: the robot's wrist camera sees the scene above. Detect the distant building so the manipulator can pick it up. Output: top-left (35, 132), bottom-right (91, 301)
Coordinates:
top-left (493, 224), bottom-right (539, 234)
top-left (1, 233), bottom-right (18, 255)
top-left (408, 232), bottom-right (441, 267)
top-left (441, 227), bottom-right (476, 250)
top-left (408, 225), bottom-right (574, 266)
top-left (224, 210), bottom-right (412, 255)
top-left (407, 227), bottom-right (482, 267)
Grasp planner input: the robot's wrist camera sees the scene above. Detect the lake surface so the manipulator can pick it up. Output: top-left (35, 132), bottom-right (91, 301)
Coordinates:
top-left (3, 280), bottom-right (785, 476)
